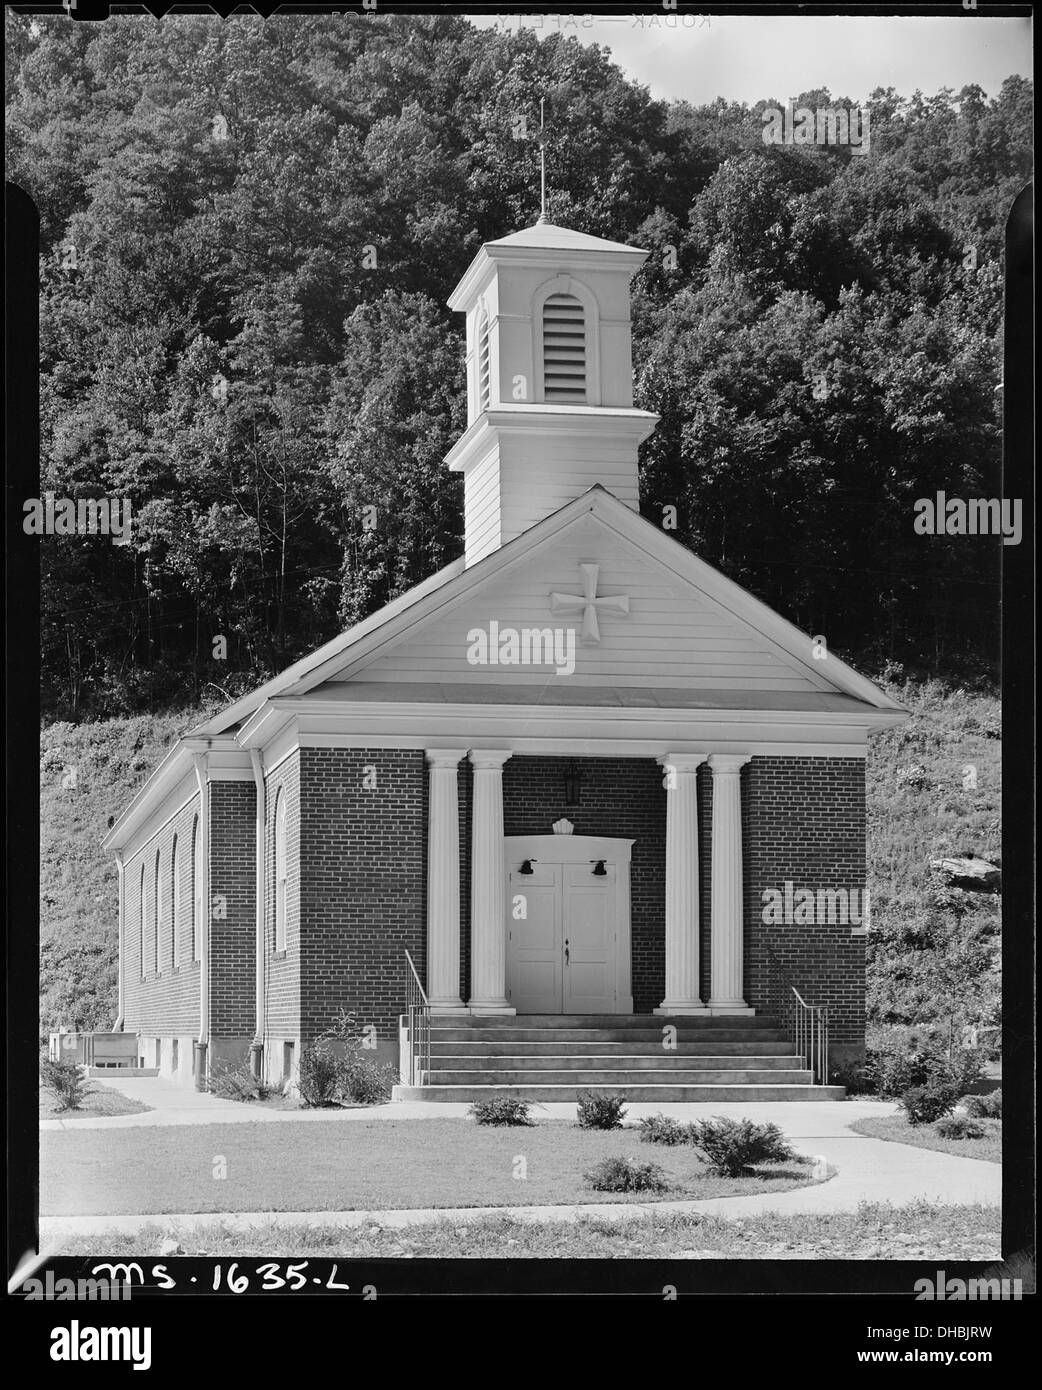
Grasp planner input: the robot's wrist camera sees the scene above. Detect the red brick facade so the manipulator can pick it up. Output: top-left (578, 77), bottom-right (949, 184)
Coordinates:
top-left (120, 748), bottom-right (868, 1079)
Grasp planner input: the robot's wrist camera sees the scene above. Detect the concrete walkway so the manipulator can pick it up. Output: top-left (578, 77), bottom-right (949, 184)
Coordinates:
top-left (40, 1077), bottom-right (1000, 1236)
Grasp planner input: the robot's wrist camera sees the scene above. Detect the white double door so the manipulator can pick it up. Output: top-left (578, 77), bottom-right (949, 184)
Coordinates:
top-left (504, 835), bottom-right (634, 1015)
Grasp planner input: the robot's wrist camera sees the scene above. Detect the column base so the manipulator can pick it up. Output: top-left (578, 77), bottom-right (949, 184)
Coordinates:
top-left (467, 1002), bottom-right (516, 1015)
top-left (707, 1002), bottom-right (756, 1016)
top-left (430, 1002), bottom-right (469, 1015)
top-left (654, 1002), bottom-right (710, 1015)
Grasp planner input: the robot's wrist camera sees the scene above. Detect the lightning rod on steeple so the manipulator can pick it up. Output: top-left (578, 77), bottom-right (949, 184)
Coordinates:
top-left (537, 97), bottom-right (547, 224)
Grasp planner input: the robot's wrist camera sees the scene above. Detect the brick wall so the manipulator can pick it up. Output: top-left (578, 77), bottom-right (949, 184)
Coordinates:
top-left (208, 781), bottom-right (256, 1043)
top-left (121, 794), bottom-right (202, 1036)
top-left (502, 755), bottom-right (667, 1013)
top-left (743, 757), bottom-right (866, 1047)
top-left (297, 748), bottom-right (426, 1044)
top-left (502, 753), bottom-right (865, 1046)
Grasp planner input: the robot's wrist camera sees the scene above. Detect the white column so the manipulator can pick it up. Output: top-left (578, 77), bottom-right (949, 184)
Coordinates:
top-left (467, 750), bottom-right (515, 1015)
top-left (708, 753), bottom-right (755, 1015)
top-left (655, 753), bottom-right (709, 1015)
top-left (425, 749), bottom-right (468, 1013)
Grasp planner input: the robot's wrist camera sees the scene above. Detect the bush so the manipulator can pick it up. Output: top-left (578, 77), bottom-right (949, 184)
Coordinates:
top-left (583, 1156), bottom-right (668, 1194)
top-left (298, 1008), bottom-right (396, 1107)
top-left (208, 1062), bottom-right (282, 1104)
top-left (469, 1097), bottom-right (533, 1126)
top-left (576, 1091), bottom-right (627, 1130)
top-left (297, 1043), bottom-right (341, 1107)
top-left (339, 1054), bottom-right (395, 1105)
top-left (41, 1057), bottom-right (90, 1112)
top-left (868, 1034), bottom-right (985, 1100)
top-left (900, 1081), bottom-right (960, 1125)
top-left (963, 1089), bottom-right (1001, 1118)
top-left (687, 1117), bottom-right (796, 1176)
top-left (829, 1059), bottom-right (875, 1094)
top-left (936, 1114), bottom-right (986, 1139)
top-left (636, 1114), bottom-right (689, 1146)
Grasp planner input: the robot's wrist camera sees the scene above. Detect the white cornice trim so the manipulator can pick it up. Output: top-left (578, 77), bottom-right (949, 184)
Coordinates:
top-left (445, 408), bottom-right (659, 475)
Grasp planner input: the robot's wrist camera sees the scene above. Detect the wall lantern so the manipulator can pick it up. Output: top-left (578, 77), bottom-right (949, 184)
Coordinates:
top-left (519, 859), bottom-right (535, 875)
top-left (564, 762), bottom-right (583, 805)
top-left (591, 860), bottom-right (607, 877)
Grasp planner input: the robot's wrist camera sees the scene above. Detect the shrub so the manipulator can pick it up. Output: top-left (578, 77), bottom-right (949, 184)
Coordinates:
top-left (583, 1156), bottom-right (668, 1193)
top-left (963, 1089), bottom-right (1001, 1118)
top-left (936, 1115), bottom-right (986, 1140)
top-left (868, 1034), bottom-right (985, 1100)
top-left (41, 1057), bottom-right (90, 1112)
top-left (297, 1043), bottom-right (341, 1107)
top-left (829, 1059), bottom-right (875, 1094)
top-left (298, 1009), bottom-right (396, 1107)
top-left (636, 1114), bottom-right (689, 1146)
top-left (576, 1091), bottom-right (627, 1130)
top-left (469, 1097), bottom-right (533, 1126)
top-left (687, 1117), bottom-right (796, 1176)
top-left (208, 1062), bottom-right (282, 1104)
top-left (900, 1081), bottom-right (960, 1125)
top-left (339, 1054), bottom-right (395, 1105)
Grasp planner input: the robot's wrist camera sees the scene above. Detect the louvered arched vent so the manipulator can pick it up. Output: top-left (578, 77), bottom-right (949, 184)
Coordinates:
top-left (542, 293), bottom-right (586, 402)
top-left (477, 310), bottom-right (491, 411)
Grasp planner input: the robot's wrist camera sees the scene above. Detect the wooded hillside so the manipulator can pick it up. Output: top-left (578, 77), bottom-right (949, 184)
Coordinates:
top-left (7, 13), bottom-right (1028, 719)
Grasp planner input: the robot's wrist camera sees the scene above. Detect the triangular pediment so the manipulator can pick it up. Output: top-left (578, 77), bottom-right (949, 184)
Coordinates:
top-left (299, 490), bottom-right (899, 712)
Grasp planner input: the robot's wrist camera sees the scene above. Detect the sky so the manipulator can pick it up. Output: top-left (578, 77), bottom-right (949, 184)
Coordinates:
top-left (466, 13), bottom-right (1033, 106)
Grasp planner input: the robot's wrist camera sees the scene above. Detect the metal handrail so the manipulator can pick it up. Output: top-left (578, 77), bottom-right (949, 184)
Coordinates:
top-left (764, 944), bottom-right (830, 1085)
top-left (403, 950), bottom-right (430, 1087)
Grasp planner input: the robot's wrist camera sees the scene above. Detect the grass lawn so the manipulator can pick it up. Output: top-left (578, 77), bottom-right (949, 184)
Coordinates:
top-left (848, 1115), bottom-right (1001, 1164)
top-left (39, 1084), bottom-right (152, 1121)
top-left (41, 1118), bottom-right (816, 1216)
top-left (44, 1200), bottom-right (1001, 1261)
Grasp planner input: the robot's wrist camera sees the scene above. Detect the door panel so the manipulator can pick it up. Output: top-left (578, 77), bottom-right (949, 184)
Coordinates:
top-left (563, 864), bottom-right (616, 1013)
top-left (507, 864), bottom-right (562, 1014)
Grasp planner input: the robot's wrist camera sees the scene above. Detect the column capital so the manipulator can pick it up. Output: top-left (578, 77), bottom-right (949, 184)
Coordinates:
top-left (425, 748), bottom-right (468, 769)
top-left (707, 752), bottom-right (752, 775)
top-left (469, 749), bottom-right (513, 771)
top-left (657, 752), bottom-right (708, 774)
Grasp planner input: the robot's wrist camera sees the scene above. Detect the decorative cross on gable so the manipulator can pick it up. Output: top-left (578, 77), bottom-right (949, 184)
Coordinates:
top-left (550, 563), bottom-right (630, 644)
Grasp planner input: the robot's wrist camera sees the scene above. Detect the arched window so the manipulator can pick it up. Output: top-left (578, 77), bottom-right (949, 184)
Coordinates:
top-left (274, 791), bottom-right (288, 953)
top-left (191, 816), bottom-right (201, 963)
top-left (477, 308), bottom-right (491, 411)
top-left (139, 864), bottom-right (146, 977)
top-left (171, 834), bottom-right (180, 969)
top-left (153, 849), bottom-right (162, 974)
top-left (541, 293), bottom-right (586, 402)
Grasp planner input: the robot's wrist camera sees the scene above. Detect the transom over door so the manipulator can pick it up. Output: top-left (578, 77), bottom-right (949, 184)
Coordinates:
top-left (505, 837), bottom-right (631, 1014)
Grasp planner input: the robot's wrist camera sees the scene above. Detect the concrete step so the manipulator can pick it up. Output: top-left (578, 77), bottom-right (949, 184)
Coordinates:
top-left (429, 1054), bottom-right (807, 1072)
top-left (430, 1039), bottom-right (795, 1056)
top-left (425, 1068), bottom-right (815, 1086)
top-left (429, 1027), bottom-right (790, 1044)
top-left (392, 1083), bottom-right (846, 1103)
top-left (433, 1014), bottom-right (779, 1029)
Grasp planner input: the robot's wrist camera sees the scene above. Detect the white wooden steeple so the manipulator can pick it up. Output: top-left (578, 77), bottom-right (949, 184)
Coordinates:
top-left (446, 221), bottom-right (659, 566)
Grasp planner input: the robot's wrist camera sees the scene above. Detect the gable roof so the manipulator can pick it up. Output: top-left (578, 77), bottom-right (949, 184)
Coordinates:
top-left (194, 485), bottom-right (903, 739)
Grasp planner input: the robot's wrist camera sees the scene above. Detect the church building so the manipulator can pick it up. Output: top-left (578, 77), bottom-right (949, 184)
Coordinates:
top-left (104, 217), bottom-right (906, 1100)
